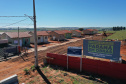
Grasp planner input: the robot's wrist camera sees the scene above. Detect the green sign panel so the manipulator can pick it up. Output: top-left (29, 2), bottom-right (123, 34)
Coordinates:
top-left (83, 40), bottom-right (121, 60)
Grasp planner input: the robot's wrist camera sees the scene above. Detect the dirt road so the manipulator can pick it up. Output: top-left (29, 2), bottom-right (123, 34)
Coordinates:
top-left (0, 38), bottom-right (84, 80)
top-left (0, 35), bottom-right (125, 81)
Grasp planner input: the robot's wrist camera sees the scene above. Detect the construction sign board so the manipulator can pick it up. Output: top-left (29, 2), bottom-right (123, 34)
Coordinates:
top-left (67, 46), bottom-right (82, 57)
top-left (83, 39), bottom-right (121, 60)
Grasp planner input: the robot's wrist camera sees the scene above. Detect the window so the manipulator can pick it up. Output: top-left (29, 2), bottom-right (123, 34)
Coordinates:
top-left (38, 37), bottom-right (40, 40)
top-left (60, 35), bottom-right (62, 38)
top-left (25, 38), bottom-right (29, 45)
top-left (45, 36), bottom-right (47, 39)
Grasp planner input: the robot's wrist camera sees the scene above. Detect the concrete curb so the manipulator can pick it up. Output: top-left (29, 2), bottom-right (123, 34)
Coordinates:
top-left (0, 74), bottom-right (18, 84)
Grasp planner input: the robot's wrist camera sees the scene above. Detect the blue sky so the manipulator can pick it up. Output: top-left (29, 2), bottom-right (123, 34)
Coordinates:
top-left (0, 0), bottom-right (126, 27)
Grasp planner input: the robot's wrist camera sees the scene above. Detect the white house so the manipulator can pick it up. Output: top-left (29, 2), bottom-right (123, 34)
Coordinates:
top-left (71, 30), bottom-right (82, 37)
top-left (83, 29), bottom-right (98, 35)
top-left (29, 31), bottom-right (49, 44)
top-left (0, 32), bottom-right (4, 39)
top-left (1, 32), bottom-right (31, 47)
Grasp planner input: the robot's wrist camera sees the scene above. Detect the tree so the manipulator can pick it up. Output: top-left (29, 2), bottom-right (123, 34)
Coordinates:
top-left (78, 28), bottom-right (84, 31)
top-left (113, 27), bottom-right (115, 31)
top-left (124, 27), bottom-right (125, 30)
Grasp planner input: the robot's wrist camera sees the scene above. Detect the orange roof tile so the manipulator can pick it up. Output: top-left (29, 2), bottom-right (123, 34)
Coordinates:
top-left (46, 31), bottom-right (52, 33)
top-left (54, 30), bottom-right (72, 34)
top-left (75, 30), bottom-right (82, 33)
top-left (5, 32), bottom-right (32, 38)
top-left (85, 29), bottom-right (98, 31)
top-left (37, 31), bottom-right (49, 36)
top-left (86, 29), bottom-right (94, 31)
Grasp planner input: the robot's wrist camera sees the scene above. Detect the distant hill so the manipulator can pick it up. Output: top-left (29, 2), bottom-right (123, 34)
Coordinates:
top-left (0, 27), bottom-right (113, 32)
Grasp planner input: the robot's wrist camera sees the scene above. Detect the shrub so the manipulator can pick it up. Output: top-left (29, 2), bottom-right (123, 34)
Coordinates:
top-left (31, 65), bottom-right (36, 72)
top-left (24, 68), bottom-right (29, 75)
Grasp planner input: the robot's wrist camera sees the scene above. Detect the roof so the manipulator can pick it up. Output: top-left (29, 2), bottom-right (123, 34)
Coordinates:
top-left (5, 32), bottom-right (32, 38)
top-left (74, 30), bottom-right (82, 33)
top-left (29, 31), bottom-right (49, 36)
top-left (46, 31), bottom-right (52, 33)
top-left (37, 31), bottom-right (49, 36)
top-left (93, 29), bottom-right (98, 31)
top-left (63, 30), bottom-right (72, 33)
top-left (0, 32), bottom-right (4, 35)
top-left (54, 30), bottom-right (71, 34)
top-left (85, 29), bottom-right (94, 31)
top-left (85, 29), bottom-right (98, 31)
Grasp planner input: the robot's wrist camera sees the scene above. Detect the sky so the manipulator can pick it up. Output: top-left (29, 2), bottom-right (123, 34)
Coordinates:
top-left (0, 0), bottom-right (126, 28)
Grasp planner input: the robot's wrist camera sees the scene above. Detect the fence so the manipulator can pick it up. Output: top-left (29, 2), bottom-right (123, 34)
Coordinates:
top-left (0, 46), bottom-right (20, 60)
top-left (0, 48), bottom-right (4, 59)
top-left (47, 53), bottom-right (126, 80)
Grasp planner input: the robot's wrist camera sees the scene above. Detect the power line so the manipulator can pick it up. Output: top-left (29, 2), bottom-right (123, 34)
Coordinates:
top-left (0, 16), bottom-right (32, 17)
top-left (1, 18), bottom-right (29, 27)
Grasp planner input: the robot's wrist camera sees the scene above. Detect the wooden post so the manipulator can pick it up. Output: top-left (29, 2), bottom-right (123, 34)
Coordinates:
top-left (33, 0), bottom-right (38, 67)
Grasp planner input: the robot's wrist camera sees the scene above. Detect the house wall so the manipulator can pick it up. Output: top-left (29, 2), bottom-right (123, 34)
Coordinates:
top-left (71, 31), bottom-right (81, 37)
top-left (65, 33), bottom-right (72, 39)
top-left (0, 35), bottom-right (1, 39)
top-left (1, 33), bottom-right (31, 46)
top-left (49, 31), bottom-right (65, 41)
top-left (83, 30), bottom-right (93, 35)
top-left (29, 32), bottom-right (35, 43)
top-left (44, 36), bottom-right (48, 43)
top-left (11, 37), bottom-right (30, 47)
top-left (29, 32), bottom-right (48, 44)
top-left (93, 31), bottom-right (98, 34)
top-left (1, 33), bottom-right (12, 43)
top-left (37, 36), bottom-right (48, 44)
top-left (22, 38), bottom-right (30, 46)
top-left (12, 38), bottom-right (23, 46)
top-left (37, 36), bottom-right (42, 44)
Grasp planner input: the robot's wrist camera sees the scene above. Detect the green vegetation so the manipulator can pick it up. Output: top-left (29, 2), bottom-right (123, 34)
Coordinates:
top-left (27, 80), bottom-right (35, 84)
top-left (31, 65), bottom-right (35, 71)
top-left (24, 68), bottom-right (30, 75)
top-left (105, 30), bottom-right (126, 40)
top-left (98, 30), bottom-right (116, 33)
top-left (58, 79), bottom-right (64, 83)
top-left (19, 65), bottom-right (124, 84)
top-left (78, 28), bottom-right (84, 31)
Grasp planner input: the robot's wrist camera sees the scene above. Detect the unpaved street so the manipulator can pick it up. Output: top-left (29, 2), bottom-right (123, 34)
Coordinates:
top-left (0, 38), bottom-right (84, 80)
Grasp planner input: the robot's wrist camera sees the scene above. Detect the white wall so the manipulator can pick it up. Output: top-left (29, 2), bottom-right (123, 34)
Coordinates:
top-left (44, 36), bottom-right (48, 43)
top-left (29, 32), bottom-right (49, 44)
top-left (37, 36), bottom-right (43, 44)
top-left (1, 33), bottom-right (12, 43)
top-left (29, 33), bottom-right (34, 43)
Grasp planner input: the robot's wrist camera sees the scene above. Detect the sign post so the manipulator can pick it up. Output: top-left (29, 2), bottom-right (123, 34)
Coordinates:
top-left (80, 54), bottom-right (82, 72)
top-left (67, 54), bottom-right (68, 70)
top-left (67, 46), bottom-right (82, 72)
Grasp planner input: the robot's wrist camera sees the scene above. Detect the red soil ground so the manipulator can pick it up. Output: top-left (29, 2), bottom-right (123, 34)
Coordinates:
top-left (0, 34), bottom-right (126, 82)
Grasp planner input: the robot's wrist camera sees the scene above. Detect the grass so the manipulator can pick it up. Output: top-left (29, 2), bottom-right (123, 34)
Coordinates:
top-left (19, 65), bottom-right (125, 84)
top-left (24, 68), bottom-right (30, 75)
top-left (31, 65), bottom-right (35, 71)
top-left (58, 79), bottom-right (64, 83)
top-left (98, 31), bottom-right (116, 33)
top-left (105, 30), bottom-right (126, 40)
top-left (27, 80), bottom-right (35, 84)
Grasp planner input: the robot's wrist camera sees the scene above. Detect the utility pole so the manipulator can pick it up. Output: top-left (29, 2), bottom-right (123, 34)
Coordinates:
top-left (18, 27), bottom-right (20, 46)
top-left (33, 0), bottom-right (38, 67)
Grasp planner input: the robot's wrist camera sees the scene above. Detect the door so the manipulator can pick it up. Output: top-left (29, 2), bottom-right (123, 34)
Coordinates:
top-left (20, 39), bottom-right (22, 46)
top-left (44, 36), bottom-right (48, 42)
top-left (41, 36), bottom-right (43, 42)
top-left (53, 36), bottom-right (55, 40)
